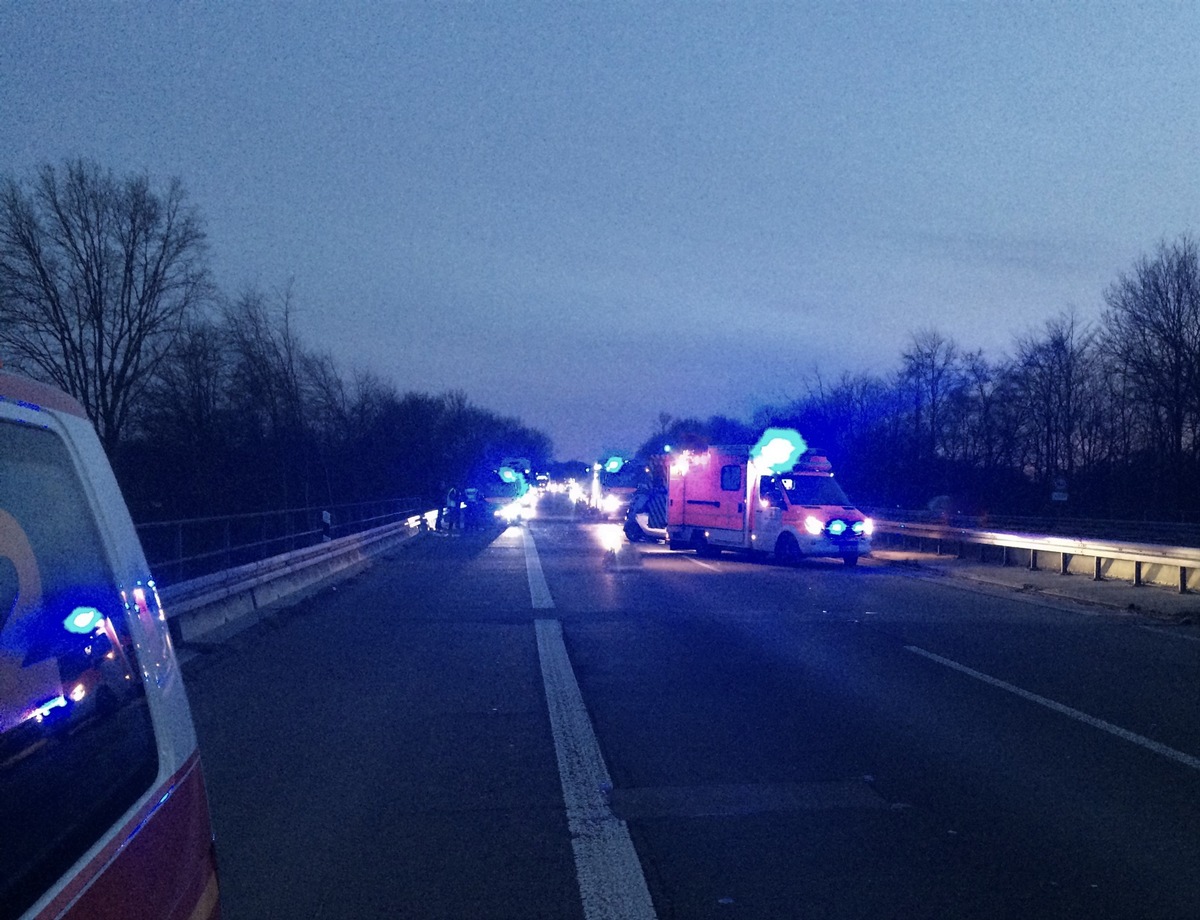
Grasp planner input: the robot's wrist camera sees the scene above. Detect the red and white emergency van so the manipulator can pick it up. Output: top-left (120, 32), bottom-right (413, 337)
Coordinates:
top-left (0, 372), bottom-right (220, 920)
top-left (666, 444), bottom-right (873, 565)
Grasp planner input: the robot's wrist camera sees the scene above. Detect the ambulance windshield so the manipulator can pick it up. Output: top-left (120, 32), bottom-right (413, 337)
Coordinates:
top-left (779, 474), bottom-right (852, 507)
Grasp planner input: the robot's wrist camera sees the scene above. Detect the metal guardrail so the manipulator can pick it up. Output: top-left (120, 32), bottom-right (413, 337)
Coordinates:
top-left (136, 497), bottom-right (424, 582)
top-left (871, 508), bottom-right (1200, 548)
top-left (155, 506), bottom-right (1198, 651)
top-left (874, 519), bottom-right (1200, 594)
top-left (162, 510), bottom-right (437, 645)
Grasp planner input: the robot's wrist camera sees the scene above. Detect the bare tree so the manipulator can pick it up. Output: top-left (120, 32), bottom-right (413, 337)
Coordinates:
top-left (1101, 236), bottom-right (1200, 461)
top-left (1010, 309), bottom-right (1096, 483)
top-left (0, 159), bottom-right (210, 451)
top-left (125, 317), bottom-right (235, 516)
top-left (221, 284), bottom-right (316, 507)
top-left (937, 349), bottom-right (994, 468)
top-left (901, 328), bottom-right (961, 461)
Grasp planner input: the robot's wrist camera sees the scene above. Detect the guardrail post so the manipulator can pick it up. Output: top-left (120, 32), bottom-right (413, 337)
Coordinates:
top-left (1029, 549), bottom-right (1038, 572)
top-left (1060, 552), bottom-right (1069, 575)
top-left (1093, 556), bottom-right (1102, 581)
top-left (1179, 566), bottom-right (1188, 594)
top-left (1134, 561), bottom-right (1143, 587)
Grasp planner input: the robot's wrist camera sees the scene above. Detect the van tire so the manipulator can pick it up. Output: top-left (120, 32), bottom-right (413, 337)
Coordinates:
top-left (695, 535), bottom-right (720, 558)
top-left (775, 533), bottom-right (801, 565)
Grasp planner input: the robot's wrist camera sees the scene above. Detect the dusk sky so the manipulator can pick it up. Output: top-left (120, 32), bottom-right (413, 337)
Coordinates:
top-left (3, 2), bottom-right (1198, 460)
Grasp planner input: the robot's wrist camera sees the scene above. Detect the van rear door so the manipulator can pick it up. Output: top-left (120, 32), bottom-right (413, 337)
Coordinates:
top-left (680, 454), bottom-right (747, 544)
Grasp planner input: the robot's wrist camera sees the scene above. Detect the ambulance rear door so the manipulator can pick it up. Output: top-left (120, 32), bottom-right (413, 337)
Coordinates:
top-left (697, 455), bottom-right (749, 546)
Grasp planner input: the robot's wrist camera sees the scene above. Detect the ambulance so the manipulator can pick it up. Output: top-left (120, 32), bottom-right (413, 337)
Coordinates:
top-left (0, 372), bottom-right (220, 920)
top-left (666, 436), bottom-right (873, 565)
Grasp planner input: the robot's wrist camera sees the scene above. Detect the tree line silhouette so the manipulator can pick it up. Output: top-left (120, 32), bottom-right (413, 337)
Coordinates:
top-left (3, 160), bottom-right (1198, 523)
top-left (0, 160), bottom-right (550, 521)
top-left (642, 238), bottom-right (1200, 522)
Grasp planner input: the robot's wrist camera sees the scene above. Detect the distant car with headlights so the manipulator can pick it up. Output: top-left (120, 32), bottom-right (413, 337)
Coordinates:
top-left (666, 444), bottom-right (872, 565)
top-left (0, 372), bottom-right (220, 920)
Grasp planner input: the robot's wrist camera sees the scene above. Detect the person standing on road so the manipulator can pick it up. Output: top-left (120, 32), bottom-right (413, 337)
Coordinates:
top-left (453, 486), bottom-right (466, 532)
top-left (435, 483), bottom-right (447, 532)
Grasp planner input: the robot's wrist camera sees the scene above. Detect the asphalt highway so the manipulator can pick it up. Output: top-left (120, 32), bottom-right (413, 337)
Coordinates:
top-left (183, 507), bottom-right (1200, 919)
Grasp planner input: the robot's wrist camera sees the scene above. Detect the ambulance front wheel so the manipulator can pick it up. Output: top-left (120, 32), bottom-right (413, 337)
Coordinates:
top-left (775, 533), bottom-right (801, 566)
top-left (694, 535), bottom-right (721, 558)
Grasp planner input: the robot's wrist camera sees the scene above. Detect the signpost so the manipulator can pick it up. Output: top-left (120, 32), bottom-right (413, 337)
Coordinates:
top-left (1051, 477), bottom-right (1068, 502)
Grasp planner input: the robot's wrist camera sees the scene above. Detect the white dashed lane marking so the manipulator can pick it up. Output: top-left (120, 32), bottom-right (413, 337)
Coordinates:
top-left (906, 645), bottom-right (1200, 771)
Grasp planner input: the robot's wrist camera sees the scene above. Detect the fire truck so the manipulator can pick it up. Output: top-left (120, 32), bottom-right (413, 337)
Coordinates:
top-left (666, 441), bottom-right (873, 565)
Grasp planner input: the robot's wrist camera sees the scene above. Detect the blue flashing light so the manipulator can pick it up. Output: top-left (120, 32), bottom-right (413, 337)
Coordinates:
top-left (604, 456), bottom-right (625, 474)
top-left (663, 444), bottom-right (672, 453)
top-left (64, 606), bottom-right (104, 634)
top-left (751, 428), bottom-right (807, 473)
top-left (498, 467), bottom-right (518, 483)
top-left (34, 695), bottom-right (68, 720)
top-left (828, 519), bottom-right (847, 536)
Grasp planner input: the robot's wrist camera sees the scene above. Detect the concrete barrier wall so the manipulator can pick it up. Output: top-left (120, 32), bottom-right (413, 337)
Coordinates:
top-left (161, 512), bottom-right (435, 644)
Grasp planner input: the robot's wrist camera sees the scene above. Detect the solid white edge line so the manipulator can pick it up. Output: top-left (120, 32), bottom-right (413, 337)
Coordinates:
top-left (521, 525), bottom-right (556, 609)
top-left (905, 645), bottom-right (1200, 771)
top-left (1137, 624), bottom-right (1200, 644)
top-left (536, 619), bottom-right (658, 920)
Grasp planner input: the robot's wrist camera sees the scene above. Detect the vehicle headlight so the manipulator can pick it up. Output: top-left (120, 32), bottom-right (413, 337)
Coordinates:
top-left (598, 523), bottom-right (624, 552)
top-left (496, 503), bottom-right (522, 522)
top-left (804, 515), bottom-right (824, 535)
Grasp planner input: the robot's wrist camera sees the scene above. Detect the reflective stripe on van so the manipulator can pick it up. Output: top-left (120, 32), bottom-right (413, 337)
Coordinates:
top-left (34, 753), bottom-right (219, 920)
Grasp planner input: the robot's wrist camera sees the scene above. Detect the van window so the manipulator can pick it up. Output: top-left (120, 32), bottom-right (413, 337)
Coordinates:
top-left (759, 476), bottom-right (786, 506)
top-left (720, 464), bottom-right (741, 491)
top-left (0, 421), bottom-right (158, 920)
top-left (780, 474), bottom-right (851, 507)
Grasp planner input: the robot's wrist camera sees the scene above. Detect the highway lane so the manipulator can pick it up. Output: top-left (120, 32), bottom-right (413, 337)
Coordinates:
top-left (536, 521), bottom-right (1200, 918)
top-left (185, 526), bottom-right (581, 919)
top-left (183, 515), bottom-right (1200, 919)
